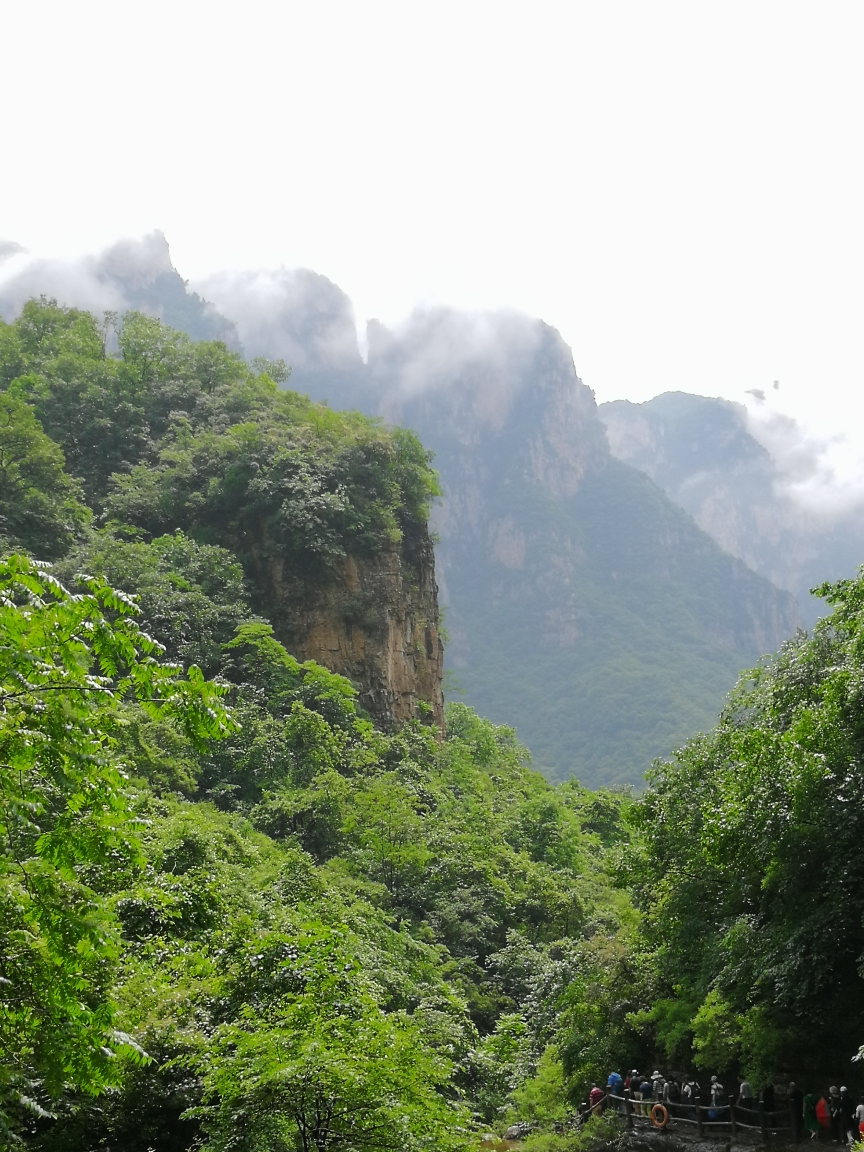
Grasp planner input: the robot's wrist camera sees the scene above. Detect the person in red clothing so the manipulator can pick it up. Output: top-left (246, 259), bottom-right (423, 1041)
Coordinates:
top-left (589, 1084), bottom-right (605, 1116)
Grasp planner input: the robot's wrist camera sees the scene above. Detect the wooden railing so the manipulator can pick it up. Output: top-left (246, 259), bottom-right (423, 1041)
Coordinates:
top-left (604, 1090), bottom-right (800, 1142)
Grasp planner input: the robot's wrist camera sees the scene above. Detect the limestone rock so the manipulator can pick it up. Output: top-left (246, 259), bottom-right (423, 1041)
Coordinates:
top-left (248, 522), bottom-right (444, 729)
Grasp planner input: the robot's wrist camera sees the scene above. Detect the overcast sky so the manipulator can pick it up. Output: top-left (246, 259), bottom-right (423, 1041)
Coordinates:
top-left (3, 0), bottom-right (864, 476)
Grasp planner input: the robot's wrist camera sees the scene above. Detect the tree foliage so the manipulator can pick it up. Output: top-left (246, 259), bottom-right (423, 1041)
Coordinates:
top-left (0, 554), bottom-right (232, 1137)
top-left (629, 571), bottom-right (864, 1082)
top-left (0, 394), bottom-right (88, 557)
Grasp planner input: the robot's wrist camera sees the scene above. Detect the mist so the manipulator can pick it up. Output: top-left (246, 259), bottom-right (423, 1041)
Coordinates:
top-left (0, 232), bottom-right (239, 347)
top-left (192, 268), bottom-right (362, 375)
top-left (744, 398), bottom-right (864, 520)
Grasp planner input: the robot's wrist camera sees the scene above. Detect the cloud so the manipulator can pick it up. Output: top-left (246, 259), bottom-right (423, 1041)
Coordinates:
top-left (0, 244), bottom-right (129, 320)
top-left (0, 240), bottom-right (26, 265)
top-left (369, 307), bottom-right (543, 396)
top-left (0, 232), bottom-right (238, 346)
top-left (10, 229), bottom-right (864, 526)
top-left (744, 399), bottom-right (864, 519)
top-left (191, 268), bottom-right (362, 374)
top-left (363, 306), bottom-right (554, 434)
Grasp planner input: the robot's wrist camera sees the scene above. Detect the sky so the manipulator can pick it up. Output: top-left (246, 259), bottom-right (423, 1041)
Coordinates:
top-left (2, 0), bottom-right (864, 480)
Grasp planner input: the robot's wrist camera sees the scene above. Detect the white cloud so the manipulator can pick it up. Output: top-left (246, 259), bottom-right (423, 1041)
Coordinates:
top-left (0, 232), bottom-right (174, 321)
top-left (368, 307), bottom-right (544, 401)
top-left (744, 398), bottom-right (864, 519)
top-left (191, 268), bottom-right (361, 372)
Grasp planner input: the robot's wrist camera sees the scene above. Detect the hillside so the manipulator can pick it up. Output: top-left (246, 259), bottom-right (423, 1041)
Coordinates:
top-left (0, 299), bottom-right (442, 729)
top-left (599, 391), bottom-right (864, 624)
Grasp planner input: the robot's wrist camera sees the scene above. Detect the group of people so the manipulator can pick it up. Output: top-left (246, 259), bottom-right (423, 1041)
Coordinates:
top-left (792, 1084), bottom-right (864, 1144)
top-left (591, 1069), bottom-right (864, 1142)
top-left (602, 1069), bottom-right (734, 1114)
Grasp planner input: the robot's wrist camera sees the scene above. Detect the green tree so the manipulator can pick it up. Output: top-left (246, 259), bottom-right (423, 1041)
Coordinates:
top-left (197, 927), bottom-right (467, 1152)
top-left (629, 566), bottom-right (864, 1079)
top-left (0, 394), bottom-right (89, 557)
top-left (0, 555), bottom-right (233, 1135)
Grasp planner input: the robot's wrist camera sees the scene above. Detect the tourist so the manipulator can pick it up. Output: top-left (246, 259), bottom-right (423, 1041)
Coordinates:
top-left (682, 1076), bottom-right (697, 1120)
top-left (652, 1071), bottom-right (665, 1102)
top-left (829, 1086), bottom-right (842, 1143)
top-left (738, 1077), bottom-right (754, 1115)
top-left (854, 1095), bottom-right (864, 1142)
top-left (606, 1070), bottom-right (623, 1112)
top-left (763, 1082), bottom-right (775, 1118)
top-left (789, 1082), bottom-right (804, 1133)
top-left (639, 1074), bottom-right (652, 1116)
top-left (838, 1087), bottom-right (854, 1144)
top-left (815, 1093), bottom-right (832, 1134)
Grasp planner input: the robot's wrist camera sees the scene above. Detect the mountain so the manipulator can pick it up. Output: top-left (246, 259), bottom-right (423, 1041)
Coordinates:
top-left (0, 241), bottom-right (799, 786)
top-left (360, 315), bottom-right (796, 785)
top-left (599, 392), bottom-right (864, 624)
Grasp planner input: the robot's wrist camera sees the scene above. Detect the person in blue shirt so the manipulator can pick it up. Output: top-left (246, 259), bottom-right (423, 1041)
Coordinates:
top-left (607, 1071), bottom-right (623, 1109)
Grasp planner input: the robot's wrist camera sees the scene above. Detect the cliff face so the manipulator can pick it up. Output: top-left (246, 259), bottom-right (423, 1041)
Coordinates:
top-left (250, 526), bottom-right (444, 729)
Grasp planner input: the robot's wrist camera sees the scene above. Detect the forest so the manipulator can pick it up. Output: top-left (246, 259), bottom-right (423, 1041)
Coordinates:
top-left (0, 299), bottom-right (863, 1150)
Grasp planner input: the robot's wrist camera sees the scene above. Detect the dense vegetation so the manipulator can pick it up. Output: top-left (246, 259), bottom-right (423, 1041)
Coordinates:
top-left (628, 572), bottom-right (864, 1086)
top-left (0, 299), bottom-right (862, 1150)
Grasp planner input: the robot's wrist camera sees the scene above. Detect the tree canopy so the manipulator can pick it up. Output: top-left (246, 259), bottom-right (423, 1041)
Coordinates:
top-left (0, 554), bottom-right (232, 1139)
top-left (627, 573), bottom-right (864, 1085)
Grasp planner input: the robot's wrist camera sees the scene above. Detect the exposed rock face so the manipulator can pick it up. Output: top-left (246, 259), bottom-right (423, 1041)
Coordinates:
top-left (198, 295), bottom-right (799, 784)
top-left (249, 525), bottom-right (444, 729)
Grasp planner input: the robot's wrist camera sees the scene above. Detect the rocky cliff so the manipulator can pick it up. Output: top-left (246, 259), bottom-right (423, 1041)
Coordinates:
top-left (251, 524), bottom-right (444, 728)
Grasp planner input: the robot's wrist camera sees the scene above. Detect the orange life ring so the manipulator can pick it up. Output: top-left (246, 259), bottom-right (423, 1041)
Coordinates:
top-left (650, 1104), bottom-right (668, 1129)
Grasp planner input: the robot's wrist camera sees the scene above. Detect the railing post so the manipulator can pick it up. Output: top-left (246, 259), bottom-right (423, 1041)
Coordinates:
top-left (625, 1089), bottom-right (634, 1130)
top-left (759, 1101), bottom-right (768, 1144)
top-left (729, 1094), bottom-right (738, 1138)
top-left (696, 1094), bottom-right (703, 1138)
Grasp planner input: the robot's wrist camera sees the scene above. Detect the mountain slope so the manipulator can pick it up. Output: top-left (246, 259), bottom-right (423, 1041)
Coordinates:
top-left (600, 391), bottom-right (864, 624)
top-left (366, 319), bottom-right (797, 785)
top-left (439, 456), bottom-right (796, 784)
